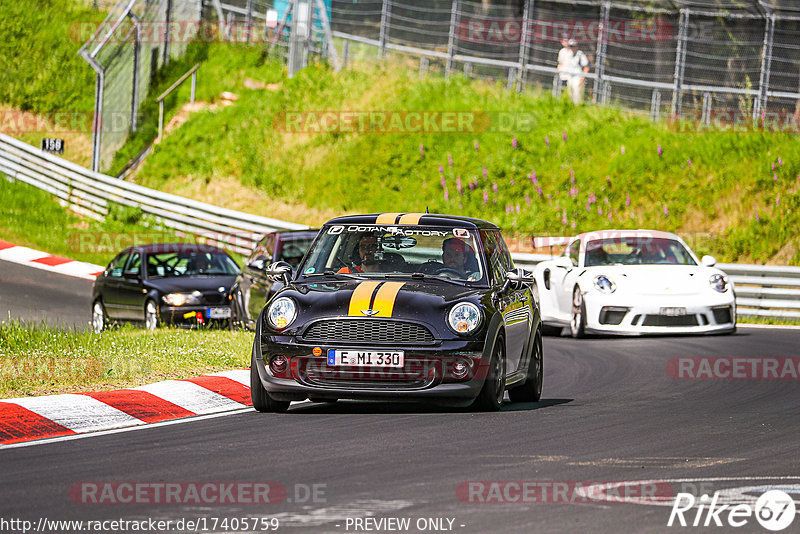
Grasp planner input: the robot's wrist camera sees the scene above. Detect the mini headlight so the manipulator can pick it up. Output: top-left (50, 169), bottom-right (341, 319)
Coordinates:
top-left (448, 302), bottom-right (482, 335)
top-left (709, 273), bottom-right (728, 293)
top-left (162, 291), bottom-right (202, 306)
top-left (593, 275), bottom-right (616, 294)
top-left (267, 297), bottom-right (297, 330)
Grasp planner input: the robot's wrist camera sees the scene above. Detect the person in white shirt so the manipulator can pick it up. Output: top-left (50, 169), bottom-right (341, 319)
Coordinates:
top-left (567, 40), bottom-right (590, 104)
top-left (557, 36), bottom-right (573, 91)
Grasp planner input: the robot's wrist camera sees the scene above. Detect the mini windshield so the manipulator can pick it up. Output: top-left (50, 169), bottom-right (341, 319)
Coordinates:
top-left (584, 237), bottom-right (697, 266)
top-left (299, 225), bottom-right (486, 283)
top-left (146, 251), bottom-right (239, 277)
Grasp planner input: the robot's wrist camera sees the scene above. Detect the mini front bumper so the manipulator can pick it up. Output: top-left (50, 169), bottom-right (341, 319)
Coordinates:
top-left (254, 336), bottom-right (490, 403)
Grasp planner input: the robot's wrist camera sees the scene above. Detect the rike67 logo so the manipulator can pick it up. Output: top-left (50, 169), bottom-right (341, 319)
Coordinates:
top-left (668, 489), bottom-right (796, 531)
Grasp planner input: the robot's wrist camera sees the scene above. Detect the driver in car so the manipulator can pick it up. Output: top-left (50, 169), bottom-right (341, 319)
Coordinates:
top-left (441, 237), bottom-right (474, 277)
top-left (338, 234), bottom-right (384, 273)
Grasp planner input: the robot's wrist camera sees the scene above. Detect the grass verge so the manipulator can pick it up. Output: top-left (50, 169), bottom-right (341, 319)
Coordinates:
top-left (0, 321), bottom-right (252, 398)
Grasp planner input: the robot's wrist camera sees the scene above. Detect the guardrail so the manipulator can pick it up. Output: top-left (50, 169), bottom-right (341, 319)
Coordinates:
top-left (0, 133), bottom-right (306, 256)
top-left (0, 132), bottom-right (797, 318)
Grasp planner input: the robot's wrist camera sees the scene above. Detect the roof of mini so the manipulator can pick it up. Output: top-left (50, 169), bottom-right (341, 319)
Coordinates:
top-left (323, 213), bottom-right (500, 230)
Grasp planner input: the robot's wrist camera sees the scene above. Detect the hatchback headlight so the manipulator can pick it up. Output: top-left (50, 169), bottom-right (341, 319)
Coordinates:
top-left (163, 291), bottom-right (202, 306)
top-left (593, 275), bottom-right (616, 294)
top-left (448, 302), bottom-right (482, 335)
top-left (267, 297), bottom-right (297, 330)
top-left (709, 274), bottom-right (728, 293)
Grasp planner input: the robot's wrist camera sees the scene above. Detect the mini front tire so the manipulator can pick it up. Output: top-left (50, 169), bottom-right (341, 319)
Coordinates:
top-left (471, 335), bottom-right (506, 412)
top-left (250, 355), bottom-right (290, 413)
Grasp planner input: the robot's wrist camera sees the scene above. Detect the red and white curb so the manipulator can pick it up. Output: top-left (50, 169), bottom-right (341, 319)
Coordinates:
top-left (0, 370), bottom-right (251, 446)
top-left (0, 239), bottom-right (104, 280)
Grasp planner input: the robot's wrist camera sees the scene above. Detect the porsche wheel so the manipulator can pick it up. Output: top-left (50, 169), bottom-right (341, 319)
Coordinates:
top-left (472, 334), bottom-right (506, 412)
top-left (251, 354), bottom-right (290, 413)
top-left (92, 300), bottom-right (107, 334)
top-left (509, 331), bottom-right (542, 403)
top-left (570, 287), bottom-right (586, 338)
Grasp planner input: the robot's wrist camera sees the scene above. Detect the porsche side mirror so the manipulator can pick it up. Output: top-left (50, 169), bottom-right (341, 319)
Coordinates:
top-left (701, 255), bottom-right (717, 267)
top-left (554, 256), bottom-right (573, 269)
top-left (265, 261), bottom-right (292, 284)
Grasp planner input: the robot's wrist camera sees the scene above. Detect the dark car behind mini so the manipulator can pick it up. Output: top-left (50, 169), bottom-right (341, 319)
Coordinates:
top-left (91, 243), bottom-right (239, 332)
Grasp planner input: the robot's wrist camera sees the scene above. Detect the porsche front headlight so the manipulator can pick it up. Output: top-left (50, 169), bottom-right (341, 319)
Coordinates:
top-left (709, 273), bottom-right (729, 293)
top-left (267, 297), bottom-right (297, 330)
top-left (448, 302), bottom-right (482, 335)
top-left (162, 291), bottom-right (202, 306)
top-left (593, 275), bottom-right (616, 294)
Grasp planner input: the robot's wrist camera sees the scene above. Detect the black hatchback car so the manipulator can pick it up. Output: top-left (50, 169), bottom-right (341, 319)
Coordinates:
top-left (251, 213), bottom-right (543, 412)
top-left (91, 243), bottom-right (240, 332)
top-left (231, 229), bottom-right (319, 330)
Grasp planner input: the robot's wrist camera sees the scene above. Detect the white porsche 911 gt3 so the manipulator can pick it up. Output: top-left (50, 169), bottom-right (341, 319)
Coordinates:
top-left (532, 230), bottom-right (736, 337)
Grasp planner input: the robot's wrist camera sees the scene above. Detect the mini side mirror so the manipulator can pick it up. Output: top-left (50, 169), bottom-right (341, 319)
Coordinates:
top-left (265, 261), bottom-right (292, 285)
top-left (506, 268), bottom-right (535, 290)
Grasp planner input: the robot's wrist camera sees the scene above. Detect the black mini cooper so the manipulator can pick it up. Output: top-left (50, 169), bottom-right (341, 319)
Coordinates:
top-left (251, 213), bottom-right (543, 412)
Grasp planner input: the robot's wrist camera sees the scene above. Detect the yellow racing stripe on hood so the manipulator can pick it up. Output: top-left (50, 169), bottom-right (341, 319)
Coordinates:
top-left (348, 281), bottom-right (382, 316)
top-left (371, 282), bottom-right (406, 317)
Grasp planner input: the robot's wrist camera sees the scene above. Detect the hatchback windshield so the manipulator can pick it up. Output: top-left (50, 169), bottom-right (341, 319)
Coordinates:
top-left (299, 225), bottom-right (485, 283)
top-left (584, 237), bottom-right (697, 266)
top-left (146, 251), bottom-right (239, 277)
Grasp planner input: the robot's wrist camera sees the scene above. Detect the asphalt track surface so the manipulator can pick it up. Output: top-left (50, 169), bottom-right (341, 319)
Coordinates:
top-left (0, 259), bottom-right (93, 329)
top-left (1, 261), bottom-right (800, 533)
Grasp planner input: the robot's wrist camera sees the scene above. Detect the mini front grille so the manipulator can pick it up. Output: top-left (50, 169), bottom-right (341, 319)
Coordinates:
top-left (301, 320), bottom-right (435, 345)
top-left (642, 314), bottom-right (699, 327)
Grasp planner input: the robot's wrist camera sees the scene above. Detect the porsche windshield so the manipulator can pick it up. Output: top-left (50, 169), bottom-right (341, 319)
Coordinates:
top-left (299, 225), bottom-right (485, 283)
top-left (584, 237), bottom-right (697, 266)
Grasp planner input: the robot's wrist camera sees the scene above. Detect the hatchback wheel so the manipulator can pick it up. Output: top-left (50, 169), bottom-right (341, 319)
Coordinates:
top-left (471, 335), bottom-right (506, 412)
top-left (92, 301), bottom-right (107, 334)
top-left (144, 300), bottom-right (159, 331)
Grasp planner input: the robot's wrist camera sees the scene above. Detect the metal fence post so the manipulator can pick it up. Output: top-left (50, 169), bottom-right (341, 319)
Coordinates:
top-left (516, 0), bottom-right (533, 92)
top-left (129, 11), bottom-right (141, 133)
top-left (342, 39), bottom-right (350, 69)
top-left (163, 0), bottom-right (172, 66)
top-left (305, 0), bottom-right (316, 66)
top-left (445, 0), bottom-right (460, 79)
top-left (378, 0), bottom-right (392, 59)
top-left (592, 1), bottom-right (610, 103)
top-left (245, 0), bottom-right (254, 43)
top-left (650, 89), bottom-right (661, 122)
top-left (671, 8), bottom-right (689, 117)
top-left (754, 11), bottom-right (775, 121)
